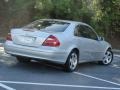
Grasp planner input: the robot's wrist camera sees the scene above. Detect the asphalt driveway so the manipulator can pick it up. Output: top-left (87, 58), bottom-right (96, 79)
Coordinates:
top-left (0, 46), bottom-right (120, 90)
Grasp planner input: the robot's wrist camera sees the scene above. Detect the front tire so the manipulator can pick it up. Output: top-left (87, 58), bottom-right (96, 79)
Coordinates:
top-left (65, 50), bottom-right (78, 72)
top-left (99, 49), bottom-right (113, 65)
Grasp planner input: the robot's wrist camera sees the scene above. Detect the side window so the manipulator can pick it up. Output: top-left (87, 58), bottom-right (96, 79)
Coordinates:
top-left (79, 26), bottom-right (90, 38)
top-left (84, 26), bottom-right (97, 40)
top-left (74, 25), bottom-right (91, 38)
top-left (74, 25), bottom-right (98, 40)
top-left (74, 25), bottom-right (87, 37)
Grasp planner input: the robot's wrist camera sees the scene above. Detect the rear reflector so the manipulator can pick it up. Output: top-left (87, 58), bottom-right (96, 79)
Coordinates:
top-left (42, 35), bottom-right (60, 47)
top-left (6, 33), bottom-right (12, 41)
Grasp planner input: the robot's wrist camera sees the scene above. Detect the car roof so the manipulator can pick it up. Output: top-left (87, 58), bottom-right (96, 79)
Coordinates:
top-left (40, 19), bottom-right (88, 26)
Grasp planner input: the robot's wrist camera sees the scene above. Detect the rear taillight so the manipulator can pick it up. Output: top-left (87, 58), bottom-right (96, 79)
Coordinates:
top-left (6, 33), bottom-right (12, 41)
top-left (42, 35), bottom-right (60, 47)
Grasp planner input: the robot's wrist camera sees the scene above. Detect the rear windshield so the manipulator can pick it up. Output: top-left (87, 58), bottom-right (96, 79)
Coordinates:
top-left (24, 20), bottom-right (70, 32)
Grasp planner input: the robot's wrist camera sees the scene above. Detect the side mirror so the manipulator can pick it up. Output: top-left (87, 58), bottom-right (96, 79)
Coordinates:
top-left (98, 36), bottom-right (104, 41)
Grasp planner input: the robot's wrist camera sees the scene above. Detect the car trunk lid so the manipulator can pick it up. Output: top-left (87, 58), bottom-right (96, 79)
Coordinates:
top-left (11, 28), bottom-right (50, 47)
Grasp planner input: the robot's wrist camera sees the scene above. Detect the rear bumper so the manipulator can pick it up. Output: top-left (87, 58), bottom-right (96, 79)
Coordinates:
top-left (4, 41), bottom-right (68, 64)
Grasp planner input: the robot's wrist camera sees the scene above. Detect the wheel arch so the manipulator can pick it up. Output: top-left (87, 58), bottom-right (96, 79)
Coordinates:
top-left (66, 47), bottom-right (80, 62)
top-left (105, 46), bottom-right (112, 52)
top-left (72, 48), bottom-right (79, 56)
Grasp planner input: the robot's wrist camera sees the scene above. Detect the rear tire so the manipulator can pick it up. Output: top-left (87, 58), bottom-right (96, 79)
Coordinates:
top-left (64, 50), bottom-right (78, 72)
top-left (99, 49), bottom-right (113, 65)
top-left (16, 56), bottom-right (31, 63)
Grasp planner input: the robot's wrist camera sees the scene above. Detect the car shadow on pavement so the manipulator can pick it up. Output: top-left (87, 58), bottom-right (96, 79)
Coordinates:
top-left (0, 54), bottom-right (107, 73)
top-left (4, 59), bottom-right (103, 73)
top-left (10, 60), bottom-right (64, 73)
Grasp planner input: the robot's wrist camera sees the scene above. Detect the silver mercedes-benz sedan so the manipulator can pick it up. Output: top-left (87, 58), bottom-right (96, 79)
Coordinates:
top-left (4, 19), bottom-right (113, 72)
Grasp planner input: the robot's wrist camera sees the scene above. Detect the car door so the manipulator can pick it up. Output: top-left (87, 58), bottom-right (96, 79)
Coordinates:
top-left (74, 24), bottom-right (103, 62)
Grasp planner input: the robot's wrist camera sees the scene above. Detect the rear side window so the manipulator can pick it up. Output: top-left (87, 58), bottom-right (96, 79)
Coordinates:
top-left (74, 25), bottom-right (98, 40)
top-left (82, 25), bottom-right (98, 40)
top-left (24, 20), bottom-right (70, 32)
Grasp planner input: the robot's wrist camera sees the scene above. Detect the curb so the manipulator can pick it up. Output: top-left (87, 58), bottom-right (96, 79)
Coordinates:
top-left (112, 49), bottom-right (120, 55)
top-left (0, 38), bottom-right (5, 47)
top-left (0, 43), bottom-right (3, 47)
top-left (0, 38), bottom-right (5, 43)
top-left (114, 54), bottom-right (120, 58)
